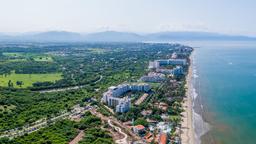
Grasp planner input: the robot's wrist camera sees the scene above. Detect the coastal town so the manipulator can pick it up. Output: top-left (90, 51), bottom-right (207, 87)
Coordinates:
top-left (98, 47), bottom-right (193, 143)
top-left (0, 43), bottom-right (193, 144)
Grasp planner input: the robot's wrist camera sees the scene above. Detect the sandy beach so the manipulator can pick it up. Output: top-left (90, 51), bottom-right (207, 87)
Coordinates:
top-left (180, 54), bottom-right (195, 144)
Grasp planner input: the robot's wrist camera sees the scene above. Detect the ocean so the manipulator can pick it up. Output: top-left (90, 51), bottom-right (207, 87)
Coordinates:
top-left (185, 41), bottom-right (256, 144)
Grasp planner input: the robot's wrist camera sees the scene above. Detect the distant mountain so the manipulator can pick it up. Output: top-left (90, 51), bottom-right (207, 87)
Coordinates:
top-left (146, 31), bottom-right (256, 41)
top-left (84, 31), bottom-right (145, 42)
top-left (0, 33), bottom-right (12, 40)
top-left (0, 31), bottom-right (255, 42)
top-left (19, 31), bottom-right (83, 42)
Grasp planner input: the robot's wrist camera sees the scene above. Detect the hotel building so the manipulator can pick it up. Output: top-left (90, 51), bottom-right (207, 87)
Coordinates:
top-left (149, 59), bottom-right (187, 69)
top-left (140, 72), bottom-right (165, 82)
top-left (102, 83), bottom-right (151, 113)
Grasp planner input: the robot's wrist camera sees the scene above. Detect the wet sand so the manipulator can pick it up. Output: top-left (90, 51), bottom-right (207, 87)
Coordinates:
top-left (180, 54), bottom-right (195, 144)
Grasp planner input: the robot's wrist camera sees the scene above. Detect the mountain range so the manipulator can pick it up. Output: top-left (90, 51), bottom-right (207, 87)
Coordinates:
top-left (0, 31), bottom-right (255, 42)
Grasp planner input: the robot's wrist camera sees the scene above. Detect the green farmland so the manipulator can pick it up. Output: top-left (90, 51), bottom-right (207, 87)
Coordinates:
top-left (33, 56), bottom-right (53, 62)
top-left (0, 72), bottom-right (62, 88)
top-left (2, 52), bottom-right (24, 57)
top-left (3, 52), bottom-right (53, 62)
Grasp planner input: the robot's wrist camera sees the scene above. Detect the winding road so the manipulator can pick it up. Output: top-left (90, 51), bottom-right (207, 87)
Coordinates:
top-left (107, 120), bottom-right (128, 144)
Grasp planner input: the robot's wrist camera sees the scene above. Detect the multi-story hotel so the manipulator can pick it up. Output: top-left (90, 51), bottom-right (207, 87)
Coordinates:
top-left (102, 83), bottom-right (151, 113)
top-left (148, 61), bottom-right (160, 69)
top-left (148, 58), bottom-right (187, 69)
top-left (156, 66), bottom-right (184, 76)
top-left (140, 72), bottom-right (165, 82)
top-left (116, 97), bottom-right (131, 113)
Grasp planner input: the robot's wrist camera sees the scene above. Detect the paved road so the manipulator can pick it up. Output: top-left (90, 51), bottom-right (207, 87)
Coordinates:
top-left (39, 75), bottom-right (102, 93)
top-left (0, 112), bottom-right (70, 138)
top-left (0, 105), bottom-right (87, 138)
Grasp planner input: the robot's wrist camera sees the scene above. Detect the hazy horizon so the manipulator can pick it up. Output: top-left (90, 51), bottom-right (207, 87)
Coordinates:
top-left (0, 0), bottom-right (256, 36)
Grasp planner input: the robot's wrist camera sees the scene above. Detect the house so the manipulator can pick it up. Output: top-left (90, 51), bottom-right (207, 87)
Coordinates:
top-left (171, 52), bottom-right (178, 59)
top-left (158, 133), bottom-right (168, 144)
top-left (144, 132), bottom-right (154, 143)
top-left (133, 125), bottom-right (145, 134)
top-left (141, 109), bottom-right (152, 116)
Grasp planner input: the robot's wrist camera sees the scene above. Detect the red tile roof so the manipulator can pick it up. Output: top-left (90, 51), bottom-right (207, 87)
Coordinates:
top-left (159, 133), bottom-right (167, 144)
top-left (135, 125), bottom-right (145, 130)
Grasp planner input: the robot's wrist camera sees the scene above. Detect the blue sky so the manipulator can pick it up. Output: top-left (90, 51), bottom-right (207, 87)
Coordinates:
top-left (0, 0), bottom-right (255, 36)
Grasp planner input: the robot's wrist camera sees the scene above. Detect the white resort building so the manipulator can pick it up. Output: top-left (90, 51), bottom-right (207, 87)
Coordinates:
top-left (148, 59), bottom-right (187, 69)
top-left (156, 66), bottom-right (184, 76)
top-left (171, 52), bottom-right (178, 59)
top-left (102, 83), bottom-right (151, 113)
top-left (140, 72), bottom-right (165, 82)
top-left (148, 61), bottom-right (160, 69)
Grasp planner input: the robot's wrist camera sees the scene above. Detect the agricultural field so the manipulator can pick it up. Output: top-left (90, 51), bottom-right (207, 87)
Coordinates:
top-left (0, 72), bottom-right (62, 88)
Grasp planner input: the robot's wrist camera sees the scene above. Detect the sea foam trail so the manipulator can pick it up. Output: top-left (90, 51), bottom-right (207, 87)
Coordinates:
top-left (193, 109), bottom-right (210, 144)
top-left (191, 51), bottom-right (210, 144)
top-left (191, 86), bottom-right (210, 144)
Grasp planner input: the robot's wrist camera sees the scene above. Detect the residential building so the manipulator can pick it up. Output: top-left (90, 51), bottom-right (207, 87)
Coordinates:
top-left (165, 59), bottom-right (187, 65)
top-left (140, 72), bottom-right (165, 82)
top-left (116, 98), bottom-right (131, 113)
top-left (144, 133), bottom-right (154, 143)
top-left (158, 133), bottom-right (168, 144)
top-left (149, 61), bottom-right (160, 69)
top-left (172, 66), bottom-right (184, 76)
top-left (156, 66), bottom-right (184, 76)
top-left (171, 52), bottom-right (178, 59)
top-left (156, 69), bottom-right (173, 75)
top-left (157, 122), bottom-right (172, 133)
top-left (102, 83), bottom-right (151, 113)
top-left (148, 58), bottom-right (187, 69)
top-left (133, 125), bottom-right (145, 134)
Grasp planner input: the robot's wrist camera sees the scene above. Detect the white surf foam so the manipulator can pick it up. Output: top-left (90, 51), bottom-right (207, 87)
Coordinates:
top-left (190, 56), bottom-right (211, 144)
top-left (192, 88), bottom-right (198, 100)
top-left (193, 109), bottom-right (211, 144)
top-left (193, 74), bottom-right (199, 78)
top-left (191, 85), bottom-right (210, 144)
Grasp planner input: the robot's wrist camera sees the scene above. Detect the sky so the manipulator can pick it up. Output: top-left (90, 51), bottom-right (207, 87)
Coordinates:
top-left (0, 0), bottom-right (255, 36)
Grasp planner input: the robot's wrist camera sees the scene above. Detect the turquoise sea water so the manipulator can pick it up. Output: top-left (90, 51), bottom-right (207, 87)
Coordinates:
top-left (190, 41), bottom-right (256, 144)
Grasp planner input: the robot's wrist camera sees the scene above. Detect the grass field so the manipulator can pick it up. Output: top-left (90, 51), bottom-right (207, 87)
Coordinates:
top-left (33, 56), bottom-right (53, 62)
top-left (148, 82), bottom-right (161, 89)
top-left (0, 59), bottom-right (27, 64)
top-left (0, 72), bottom-right (62, 88)
top-left (3, 52), bottom-right (53, 62)
top-left (8, 59), bottom-right (27, 62)
top-left (0, 104), bottom-right (16, 112)
top-left (2, 52), bottom-right (24, 57)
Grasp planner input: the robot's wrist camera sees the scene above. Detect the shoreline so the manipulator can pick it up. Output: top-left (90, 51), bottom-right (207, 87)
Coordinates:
top-left (180, 52), bottom-right (195, 144)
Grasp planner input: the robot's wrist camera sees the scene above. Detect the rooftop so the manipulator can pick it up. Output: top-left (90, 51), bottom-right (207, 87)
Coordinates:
top-left (134, 125), bottom-right (145, 130)
top-left (159, 133), bottom-right (167, 144)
